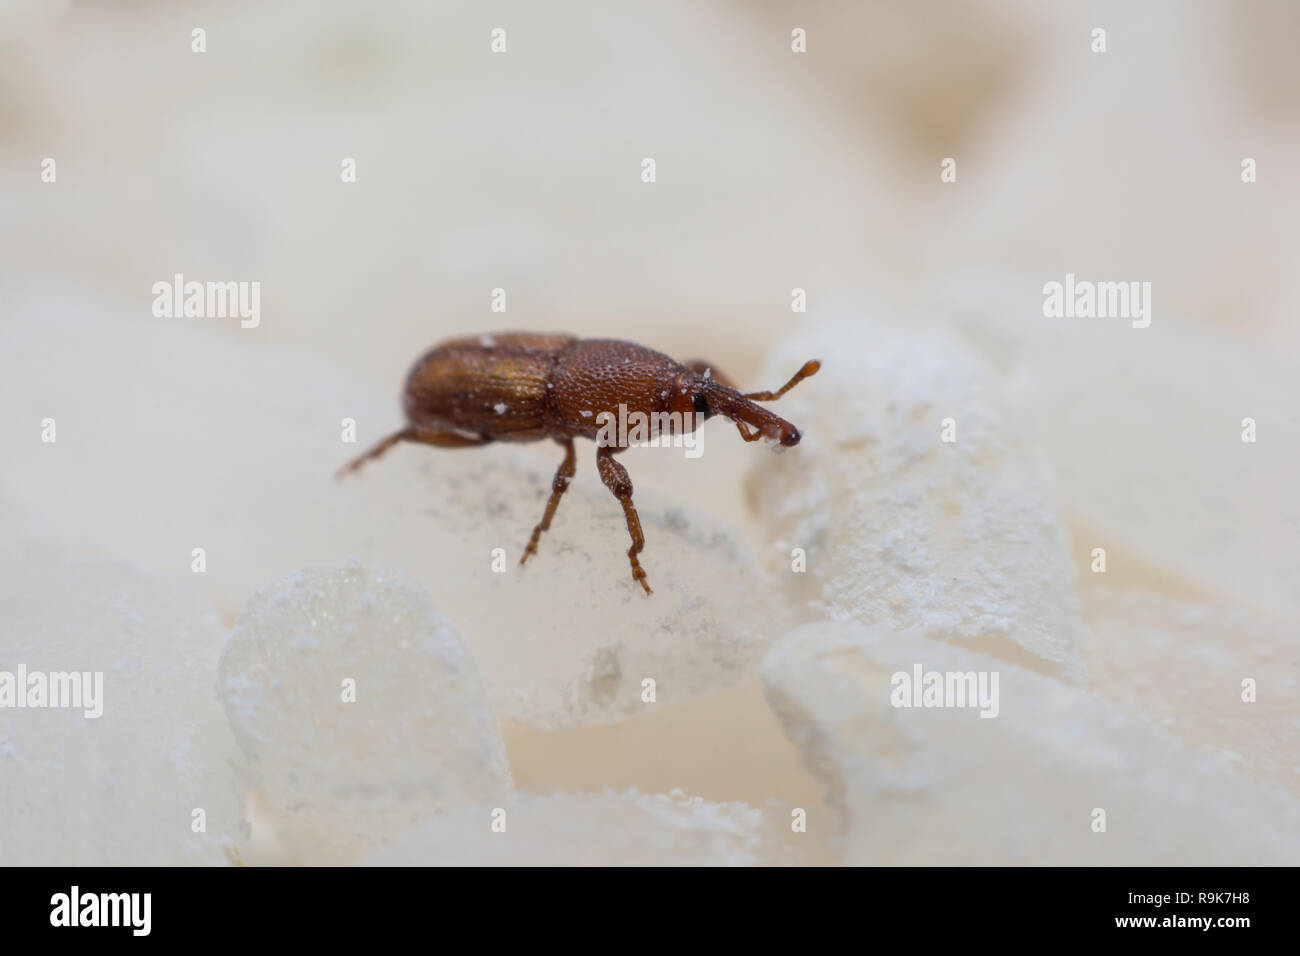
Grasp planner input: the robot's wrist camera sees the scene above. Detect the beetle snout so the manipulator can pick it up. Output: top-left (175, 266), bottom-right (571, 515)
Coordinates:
top-left (763, 420), bottom-right (800, 446)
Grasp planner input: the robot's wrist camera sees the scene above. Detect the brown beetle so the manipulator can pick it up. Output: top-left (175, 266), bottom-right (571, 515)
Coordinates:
top-left (338, 333), bottom-right (820, 594)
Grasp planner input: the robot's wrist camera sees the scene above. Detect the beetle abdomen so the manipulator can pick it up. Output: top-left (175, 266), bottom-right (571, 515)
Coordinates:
top-left (403, 333), bottom-right (576, 441)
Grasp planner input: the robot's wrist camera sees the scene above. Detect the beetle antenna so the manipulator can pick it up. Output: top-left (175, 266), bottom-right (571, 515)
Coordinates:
top-left (741, 360), bottom-right (821, 401)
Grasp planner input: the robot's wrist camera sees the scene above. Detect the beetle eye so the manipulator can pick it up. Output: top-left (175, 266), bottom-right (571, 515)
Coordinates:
top-left (692, 393), bottom-right (712, 419)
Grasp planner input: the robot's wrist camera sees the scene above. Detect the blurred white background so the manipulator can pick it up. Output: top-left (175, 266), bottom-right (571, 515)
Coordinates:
top-left (2, 0), bottom-right (1297, 865)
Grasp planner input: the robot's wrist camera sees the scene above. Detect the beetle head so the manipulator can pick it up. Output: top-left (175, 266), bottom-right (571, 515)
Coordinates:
top-left (678, 359), bottom-right (820, 447)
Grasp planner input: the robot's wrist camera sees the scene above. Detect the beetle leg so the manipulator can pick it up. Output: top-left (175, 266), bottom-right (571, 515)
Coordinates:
top-left (595, 446), bottom-right (653, 595)
top-left (335, 425), bottom-right (490, 478)
top-left (735, 421), bottom-right (762, 442)
top-left (520, 438), bottom-right (576, 565)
